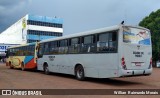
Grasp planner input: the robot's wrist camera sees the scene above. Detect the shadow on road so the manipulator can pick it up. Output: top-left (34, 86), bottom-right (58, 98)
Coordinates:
top-left (42, 71), bottom-right (142, 86)
top-left (85, 78), bottom-right (142, 86)
top-left (8, 67), bottom-right (142, 86)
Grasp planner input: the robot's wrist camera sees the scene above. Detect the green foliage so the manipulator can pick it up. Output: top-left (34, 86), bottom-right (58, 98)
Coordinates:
top-left (139, 9), bottom-right (160, 62)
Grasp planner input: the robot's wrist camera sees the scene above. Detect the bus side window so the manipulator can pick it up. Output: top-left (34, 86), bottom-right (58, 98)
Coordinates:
top-left (50, 41), bottom-right (59, 54)
top-left (10, 49), bottom-right (15, 56)
top-left (5, 50), bottom-right (9, 58)
top-left (97, 31), bottom-right (117, 53)
top-left (81, 35), bottom-right (96, 53)
top-left (91, 35), bottom-right (96, 52)
top-left (38, 43), bottom-right (44, 58)
top-left (31, 45), bottom-right (35, 55)
top-left (44, 43), bottom-right (50, 55)
top-left (83, 36), bottom-right (88, 53)
top-left (109, 32), bottom-right (117, 52)
top-left (19, 47), bottom-right (23, 56)
top-left (97, 33), bottom-right (109, 52)
top-left (23, 46), bottom-right (26, 55)
top-left (15, 47), bottom-right (20, 56)
top-left (59, 40), bottom-right (68, 54)
top-left (9, 49), bottom-right (12, 56)
top-left (68, 38), bottom-right (80, 54)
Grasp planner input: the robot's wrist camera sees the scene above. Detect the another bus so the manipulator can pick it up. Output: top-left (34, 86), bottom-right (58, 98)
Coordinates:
top-left (37, 24), bottom-right (152, 80)
top-left (6, 42), bottom-right (38, 70)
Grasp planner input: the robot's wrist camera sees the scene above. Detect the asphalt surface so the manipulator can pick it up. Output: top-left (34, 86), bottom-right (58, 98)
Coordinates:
top-left (0, 62), bottom-right (160, 98)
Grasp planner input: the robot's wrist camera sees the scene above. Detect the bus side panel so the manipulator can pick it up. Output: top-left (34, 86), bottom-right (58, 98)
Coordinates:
top-left (91, 54), bottom-right (119, 78)
top-left (37, 56), bottom-right (60, 72)
top-left (6, 56), bottom-right (36, 69)
top-left (37, 58), bottom-right (44, 71)
top-left (9, 56), bottom-right (25, 68)
top-left (38, 53), bottom-right (119, 78)
top-left (24, 56), bottom-right (37, 69)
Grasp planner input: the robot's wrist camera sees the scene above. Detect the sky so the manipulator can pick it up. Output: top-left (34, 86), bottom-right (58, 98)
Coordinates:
top-left (0, 0), bottom-right (160, 35)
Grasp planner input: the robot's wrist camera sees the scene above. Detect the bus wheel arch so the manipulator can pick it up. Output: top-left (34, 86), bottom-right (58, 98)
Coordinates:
top-left (9, 61), bottom-right (13, 69)
top-left (74, 64), bottom-right (85, 81)
top-left (21, 62), bottom-right (25, 71)
top-left (43, 62), bottom-right (49, 75)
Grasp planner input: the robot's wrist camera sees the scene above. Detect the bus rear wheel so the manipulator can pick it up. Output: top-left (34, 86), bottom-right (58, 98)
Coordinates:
top-left (44, 64), bottom-right (49, 75)
top-left (9, 62), bottom-right (13, 69)
top-left (75, 65), bottom-right (85, 81)
top-left (21, 62), bottom-right (25, 71)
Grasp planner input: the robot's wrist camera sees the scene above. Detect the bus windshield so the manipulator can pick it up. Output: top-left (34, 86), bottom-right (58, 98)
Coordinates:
top-left (123, 26), bottom-right (151, 45)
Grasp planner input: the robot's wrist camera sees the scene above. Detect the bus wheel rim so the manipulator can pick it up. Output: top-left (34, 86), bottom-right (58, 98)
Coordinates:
top-left (77, 69), bottom-right (83, 78)
top-left (45, 66), bottom-right (49, 74)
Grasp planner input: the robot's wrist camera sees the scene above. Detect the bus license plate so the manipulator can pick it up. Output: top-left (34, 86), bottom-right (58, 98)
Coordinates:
top-left (132, 62), bottom-right (144, 66)
top-left (135, 62), bottom-right (141, 66)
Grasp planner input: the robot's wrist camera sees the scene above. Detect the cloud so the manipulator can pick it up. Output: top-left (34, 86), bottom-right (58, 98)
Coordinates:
top-left (0, 0), bottom-right (27, 14)
top-left (0, 0), bottom-right (20, 7)
top-left (0, 0), bottom-right (160, 35)
top-left (43, 0), bottom-right (159, 34)
top-left (0, 0), bottom-right (29, 32)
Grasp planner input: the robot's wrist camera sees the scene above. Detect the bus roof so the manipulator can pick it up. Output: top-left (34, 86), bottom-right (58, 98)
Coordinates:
top-left (40, 24), bottom-right (150, 43)
top-left (40, 25), bottom-right (120, 43)
top-left (7, 42), bottom-right (36, 49)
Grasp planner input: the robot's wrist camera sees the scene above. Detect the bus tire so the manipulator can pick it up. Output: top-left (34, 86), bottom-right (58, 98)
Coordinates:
top-left (21, 62), bottom-right (25, 71)
top-left (75, 65), bottom-right (85, 81)
top-left (43, 63), bottom-right (49, 75)
top-left (9, 62), bottom-right (13, 69)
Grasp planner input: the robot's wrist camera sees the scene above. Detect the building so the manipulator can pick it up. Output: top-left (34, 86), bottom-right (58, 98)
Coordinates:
top-left (0, 43), bottom-right (18, 57)
top-left (0, 14), bottom-right (63, 44)
top-left (0, 14), bottom-right (63, 58)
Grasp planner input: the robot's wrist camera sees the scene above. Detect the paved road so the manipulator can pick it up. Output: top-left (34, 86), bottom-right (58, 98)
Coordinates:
top-left (0, 63), bottom-right (160, 98)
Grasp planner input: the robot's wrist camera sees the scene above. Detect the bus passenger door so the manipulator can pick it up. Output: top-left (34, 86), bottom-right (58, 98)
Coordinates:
top-left (37, 43), bottom-right (44, 71)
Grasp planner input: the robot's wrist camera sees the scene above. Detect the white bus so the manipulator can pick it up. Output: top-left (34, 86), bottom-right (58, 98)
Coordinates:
top-left (37, 24), bottom-right (152, 80)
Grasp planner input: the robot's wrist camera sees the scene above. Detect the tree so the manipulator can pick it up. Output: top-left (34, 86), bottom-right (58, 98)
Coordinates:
top-left (139, 9), bottom-right (160, 66)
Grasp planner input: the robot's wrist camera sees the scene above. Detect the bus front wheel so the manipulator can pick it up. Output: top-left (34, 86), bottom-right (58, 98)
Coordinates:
top-left (44, 64), bottom-right (49, 75)
top-left (75, 65), bottom-right (85, 81)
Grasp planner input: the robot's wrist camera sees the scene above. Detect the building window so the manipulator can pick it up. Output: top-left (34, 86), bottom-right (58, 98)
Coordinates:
top-left (27, 40), bottom-right (37, 43)
top-left (27, 20), bottom-right (63, 28)
top-left (27, 30), bottom-right (63, 37)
